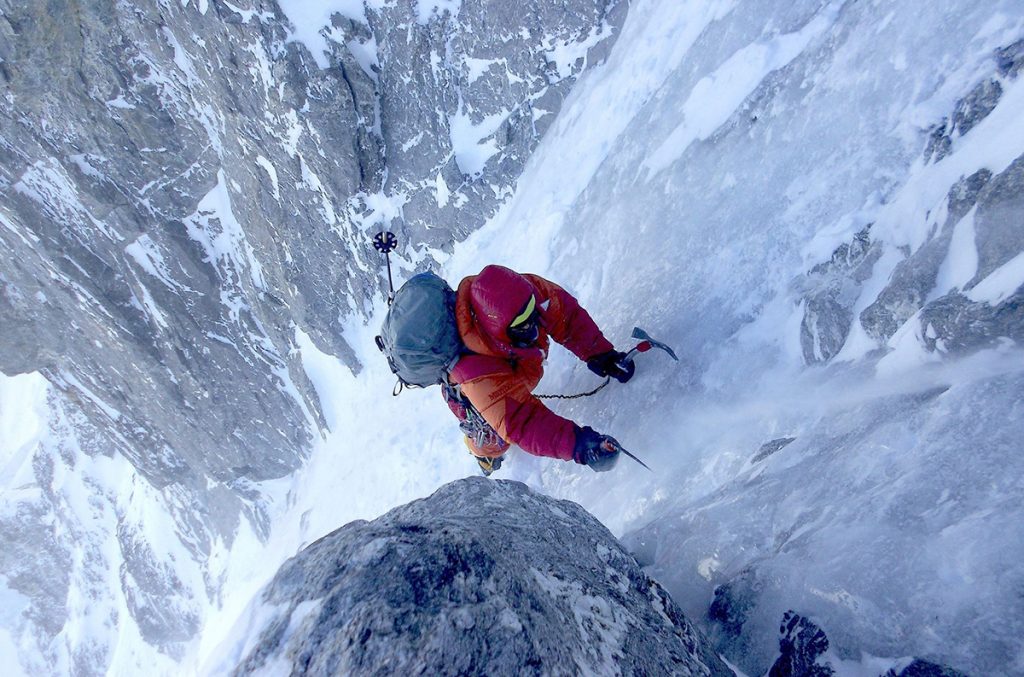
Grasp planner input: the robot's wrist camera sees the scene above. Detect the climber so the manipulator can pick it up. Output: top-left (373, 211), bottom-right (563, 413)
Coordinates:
top-left (443, 264), bottom-right (634, 476)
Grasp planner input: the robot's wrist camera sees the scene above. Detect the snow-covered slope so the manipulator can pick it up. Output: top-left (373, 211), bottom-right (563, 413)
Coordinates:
top-left (269, 0), bottom-right (1024, 674)
top-left (3, 0), bottom-right (1023, 674)
top-left (439, 1), bottom-right (1024, 674)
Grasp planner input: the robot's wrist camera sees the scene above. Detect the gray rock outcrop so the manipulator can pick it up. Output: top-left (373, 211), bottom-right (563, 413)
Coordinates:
top-left (216, 478), bottom-right (731, 677)
top-left (759, 611), bottom-right (969, 677)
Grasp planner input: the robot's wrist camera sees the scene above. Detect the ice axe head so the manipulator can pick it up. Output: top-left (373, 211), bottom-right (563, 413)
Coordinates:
top-left (631, 327), bottom-right (679, 361)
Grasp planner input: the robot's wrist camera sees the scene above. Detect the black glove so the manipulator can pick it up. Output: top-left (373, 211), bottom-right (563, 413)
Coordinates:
top-left (587, 350), bottom-right (635, 383)
top-left (572, 426), bottom-right (621, 472)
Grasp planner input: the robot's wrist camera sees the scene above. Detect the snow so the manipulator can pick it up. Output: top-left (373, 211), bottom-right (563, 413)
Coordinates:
top-left (401, 131), bottom-right (425, 152)
top-left (531, 567), bottom-right (627, 670)
top-left (221, 0), bottom-right (274, 24)
top-left (162, 26), bottom-right (199, 85)
top-left (434, 171), bottom-right (450, 207)
top-left (542, 18), bottom-right (612, 83)
top-left (344, 36), bottom-right (379, 82)
top-left (0, 574), bottom-right (31, 677)
top-left (643, 2), bottom-right (839, 177)
top-left (298, 155), bottom-right (337, 224)
top-left (105, 95), bottom-right (135, 110)
top-left (348, 189), bottom-right (409, 234)
top-left (415, 0), bottom-right (461, 25)
top-left (192, 317), bottom-right (472, 673)
top-left (57, 372), bottom-right (123, 423)
top-left (967, 250), bottom-right (1024, 305)
top-left (184, 168), bottom-right (267, 293)
top-left (877, 69), bottom-right (1024, 255)
top-left (125, 234), bottom-right (187, 292)
top-left (255, 155), bottom-right (281, 201)
top-left (434, 0), bottom-right (1024, 673)
top-left (9, 0), bottom-right (1024, 674)
top-left (448, 106), bottom-right (507, 177)
top-left (463, 56), bottom-right (499, 84)
top-left (0, 371), bottom-right (195, 676)
top-left (13, 159), bottom-right (119, 241)
top-left (930, 206), bottom-right (979, 301)
top-left (875, 311), bottom-right (940, 376)
top-left (277, 0), bottom-right (369, 68)
top-left (0, 373), bottom-right (48, 507)
top-left (68, 153), bottom-right (105, 180)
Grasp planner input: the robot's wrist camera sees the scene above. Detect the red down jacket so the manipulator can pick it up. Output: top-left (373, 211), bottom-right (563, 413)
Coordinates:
top-left (447, 265), bottom-right (614, 460)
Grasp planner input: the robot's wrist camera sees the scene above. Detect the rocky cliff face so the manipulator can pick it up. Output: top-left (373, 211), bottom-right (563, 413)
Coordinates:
top-left (211, 478), bottom-right (731, 677)
top-left (796, 40), bottom-right (1024, 365)
top-left (0, 0), bottom-right (624, 670)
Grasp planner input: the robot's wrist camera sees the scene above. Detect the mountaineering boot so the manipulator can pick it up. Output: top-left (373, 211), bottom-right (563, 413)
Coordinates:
top-left (476, 454), bottom-right (504, 477)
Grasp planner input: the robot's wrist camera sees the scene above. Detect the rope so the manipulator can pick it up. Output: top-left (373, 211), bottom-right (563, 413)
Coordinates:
top-left (536, 376), bottom-right (611, 400)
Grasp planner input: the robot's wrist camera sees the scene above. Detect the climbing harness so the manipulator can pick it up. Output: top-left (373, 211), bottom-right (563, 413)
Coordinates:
top-left (443, 382), bottom-right (506, 452)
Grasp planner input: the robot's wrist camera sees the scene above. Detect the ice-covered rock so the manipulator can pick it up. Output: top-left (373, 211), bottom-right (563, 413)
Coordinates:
top-left (798, 45), bottom-right (1024, 363)
top-left (211, 478), bottom-right (730, 676)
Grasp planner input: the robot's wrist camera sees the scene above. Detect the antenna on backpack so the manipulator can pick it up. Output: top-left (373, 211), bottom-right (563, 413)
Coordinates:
top-left (372, 231), bottom-right (398, 305)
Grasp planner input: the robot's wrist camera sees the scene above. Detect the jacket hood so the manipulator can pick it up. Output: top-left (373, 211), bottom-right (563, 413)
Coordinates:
top-left (455, 265), bottom-right (548, 361)
top-left (468, 265), bottom-right (537, 341)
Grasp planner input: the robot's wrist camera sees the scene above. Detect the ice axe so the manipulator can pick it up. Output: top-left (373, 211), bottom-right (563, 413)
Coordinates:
top-left (602, 438), bottom-right (653, 472)
top-left (627, 326), bottom-right (679, 362)
top-left (538, 326), bottom-right (679, 400)
top-left (611, 327), bottom-right (677, 471)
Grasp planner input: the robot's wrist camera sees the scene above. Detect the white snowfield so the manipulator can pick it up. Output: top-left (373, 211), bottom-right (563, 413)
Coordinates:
top-left (3, 0), bottom-right (1024, 675)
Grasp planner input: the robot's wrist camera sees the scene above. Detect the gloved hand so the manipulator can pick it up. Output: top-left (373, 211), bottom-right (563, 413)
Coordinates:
top-left (587, 349), bottom-right (636, 383)
top-left (572, 425), bottom-right (621, 472)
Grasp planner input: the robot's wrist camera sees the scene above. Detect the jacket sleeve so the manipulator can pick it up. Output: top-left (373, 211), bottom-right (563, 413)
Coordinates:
top-left (526, 274), bottom-right (614, 361)
top-left (458, 370), bottom-right (577, 461)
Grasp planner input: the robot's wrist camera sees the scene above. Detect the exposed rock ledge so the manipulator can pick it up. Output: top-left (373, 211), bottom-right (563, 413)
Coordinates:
top-left (211, 478), bottom-right (731, 676)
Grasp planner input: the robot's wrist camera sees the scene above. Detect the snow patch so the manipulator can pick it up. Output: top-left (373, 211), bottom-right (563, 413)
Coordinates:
top-left (0, 576), bottom-right (31, 674)
top-left (345, 37), bottom-right (379, 82)
top-left (464, 56), bottom-right (500, 84)
top-left (448, 107), bottom-right (506, 177)
top-left (125, 234), bottom-right (188, 292)
top-left (161, 26), bottom-right (199, 85)
top-left (930, 206), bottom-right (979, 301)
top-left (967, 250), bottom-right (1024, 305)
top-left (255, 155), bottom-right (281, 201)
top-left (644, 3), bottom-right (838, 176)
top-left (13, 159), bottom-right (119, 241)
top-left (184, 169), bottom-right (267, 293)
top-left (0, 372), bottom-right (48, 501)
top-left (415, 0), bottom-right (461, 25)
top-left (542, 19), bottom-right (611, 83)
top-left (277, 0), bottom-right (369, 68)
top-left (434, 171), bottom-right (450, 207)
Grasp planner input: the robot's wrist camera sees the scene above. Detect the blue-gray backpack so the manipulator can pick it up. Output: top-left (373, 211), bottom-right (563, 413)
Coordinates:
top-left (375, 271), bottom-right (464, 393)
